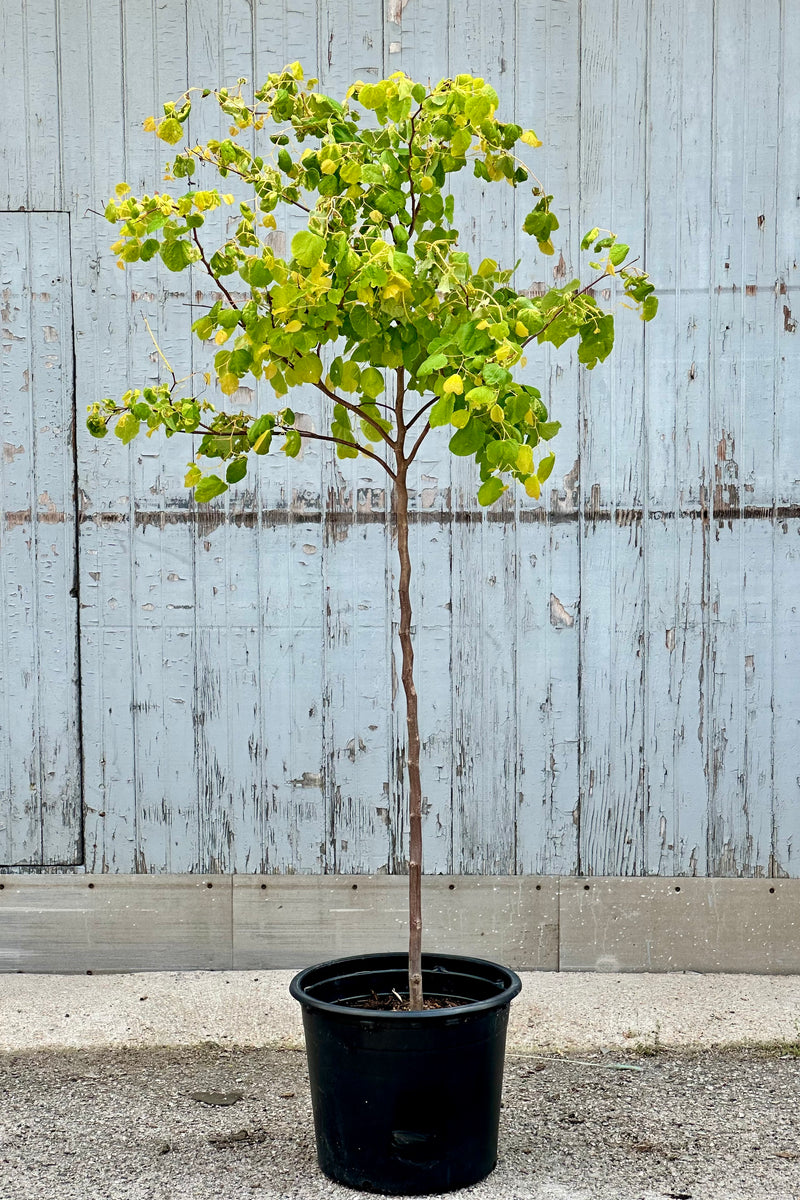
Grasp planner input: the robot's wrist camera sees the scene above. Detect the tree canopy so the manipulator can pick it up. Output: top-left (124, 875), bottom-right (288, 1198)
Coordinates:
top-left (87, 63), bottom-right (656, 505)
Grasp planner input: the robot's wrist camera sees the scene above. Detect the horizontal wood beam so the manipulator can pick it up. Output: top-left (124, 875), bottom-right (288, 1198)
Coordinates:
top-left (0, 876), bottom-right (797, 974)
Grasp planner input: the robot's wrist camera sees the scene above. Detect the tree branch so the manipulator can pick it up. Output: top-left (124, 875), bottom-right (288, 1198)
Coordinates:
top-left (314, 379), bottom-right (397, 449)
top-left (520, 265), bottom-right (621, 349)
top-left (394, 365), bottom-right (406, 438)
top-left (289, 427), bottom-right (396, 478)
top-left (184, 145), bottom-right (311, 213)
top-left (406, 395), bottom-right (436, 430)
top-left (406, 419), bottom-right (432, 465)
top-left (191, 228), bottom-right (244, 319)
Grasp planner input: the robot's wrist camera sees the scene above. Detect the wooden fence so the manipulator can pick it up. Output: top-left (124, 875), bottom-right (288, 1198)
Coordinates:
top-left (1, 0), bottom-right (798, 891)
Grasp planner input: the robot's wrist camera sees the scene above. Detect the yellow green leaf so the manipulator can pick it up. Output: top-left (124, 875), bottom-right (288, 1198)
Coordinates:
top-left (443, 374), bottom-right (464, 395)
top-left (157, 117), bottom-right (184, 145)
top-left (516, 444), bottom-right (533, 474)
top-left (219, 372), bottom-right (240, 395)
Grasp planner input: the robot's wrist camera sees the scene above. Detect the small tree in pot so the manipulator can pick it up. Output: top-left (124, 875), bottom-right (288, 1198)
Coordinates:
top-left (89, 64), bottom-right (656, 1193)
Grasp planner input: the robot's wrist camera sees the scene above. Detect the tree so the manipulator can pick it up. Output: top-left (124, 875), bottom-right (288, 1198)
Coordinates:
top-left (88, 64), bottom-right (657, 1010)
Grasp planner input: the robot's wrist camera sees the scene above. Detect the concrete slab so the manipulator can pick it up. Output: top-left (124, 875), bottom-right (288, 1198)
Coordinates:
top-left (1, 969), bottom-right (799, 1055)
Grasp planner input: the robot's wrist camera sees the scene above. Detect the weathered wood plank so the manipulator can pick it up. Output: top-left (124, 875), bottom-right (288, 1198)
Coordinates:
top-left (0, 0), bottom-right (61, 209)
top-left (577, 0), bottom-right (648, 877)
top-left (642, 0), bottom-right (715, 881)
top-left (644, 514), bottom-right (708, 876)
top-left (772, 519), bottom-right (800, 877)
top-left (514, 0), bottom-right (582, 875)
top-left (0, 213), bottom-right (80, 866)
top-left (316, 1), bottom-right (391, 874)
top-left (384, 2), bottom-right (456, 877)
top-left (516, 519), bottom-right (580, 875)
top-left (69, 0), bottom-right (139, 873)
top-left (447, 0), bottom-right (519, 875)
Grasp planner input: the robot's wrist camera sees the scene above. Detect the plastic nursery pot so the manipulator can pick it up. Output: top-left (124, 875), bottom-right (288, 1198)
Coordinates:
top-left (289, 951), bottom-right (522, 1195)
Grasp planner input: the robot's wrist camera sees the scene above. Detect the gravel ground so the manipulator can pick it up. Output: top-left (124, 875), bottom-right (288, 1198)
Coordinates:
top-left (1, 1043), bottom-right (799, 1200)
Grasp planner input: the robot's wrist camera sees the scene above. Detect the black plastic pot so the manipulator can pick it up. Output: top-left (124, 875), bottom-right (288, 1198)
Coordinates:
top-left (289, 951), bottom-right (522, 1195)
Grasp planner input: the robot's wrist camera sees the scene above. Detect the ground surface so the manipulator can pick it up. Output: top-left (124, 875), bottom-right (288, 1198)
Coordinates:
top-left (1, 1044), bottom-right (798, 1200)
top-left (2, 970), bottom-right (799, 1054)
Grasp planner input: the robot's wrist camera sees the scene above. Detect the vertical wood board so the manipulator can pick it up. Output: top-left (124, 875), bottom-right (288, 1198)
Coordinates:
top-left (0, 212), bottom-right (80, 866)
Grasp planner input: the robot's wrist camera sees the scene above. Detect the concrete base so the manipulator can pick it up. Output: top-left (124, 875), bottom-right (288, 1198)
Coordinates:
top-left (0, 874), bottom-right (798, 974)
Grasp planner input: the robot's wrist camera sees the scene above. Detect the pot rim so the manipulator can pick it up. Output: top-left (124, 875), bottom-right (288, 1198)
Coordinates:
top-left (289, 950), bottom-right (522, 1020)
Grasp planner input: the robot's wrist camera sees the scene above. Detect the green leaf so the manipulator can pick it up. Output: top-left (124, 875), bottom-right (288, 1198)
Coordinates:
top-left (118, 241), bottom-right (140, 263)
top-left (577, 313), bottom-right (615, 369)
top-left (417, 351), bottom-right (448, 377)
top-left (226, 457), bottom-right (248, 484)
top-left (160, 239), bottom-right (201, 272)
top-left (114, 412), bottom-right (140, 445)
top-left (516, 444), bottom-right (534, 474)
top-left (87, 414), bottom-right (108, 438)
top-left (294, 354), bottom-right (324, 384)
top-left (465, 385), bottom-right (495, 407)
top-left (291, 229), bottom-right (326, 268)
top-left (538, 420), bottom-right (561, 440)
top-left (448, 419), bottom-right (486, 457)
top-left (194, 474), bottom-right (228, 503)
top-left (477, 476), bottom-right (505, 506)
top-left (456, 321), bottom-right (491, 355)
top-left (283, 429), bottom-right (302, 457)
top-left (429, 395), bottom-right (455, 427)
top-left (609, 243), bottom-right (629, 266)
top-left (482, 363), bottom-right (511, 387)
top-left (139, 238), bottom-right (160, 262)
top-left (349, 306), bottom-right (380, 339)
top-left (642, 295), bottom-right (659, 322)
top-left (248, 414), bottom-right (275, 450)
top-left (360, 417), bottom-right (384, 442)
top-left (537, 453), bottom-right (555, 483)
top-left (340, 360), bottom-right (361, 392)
top-left (360, 366), bottom-right (384, 398)
top-left (358, 82), bottom-right (386, 110)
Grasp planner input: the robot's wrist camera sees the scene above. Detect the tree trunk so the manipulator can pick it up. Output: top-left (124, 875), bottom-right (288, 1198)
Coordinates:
top-left (394, 463), bottom-right (424, 1010)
